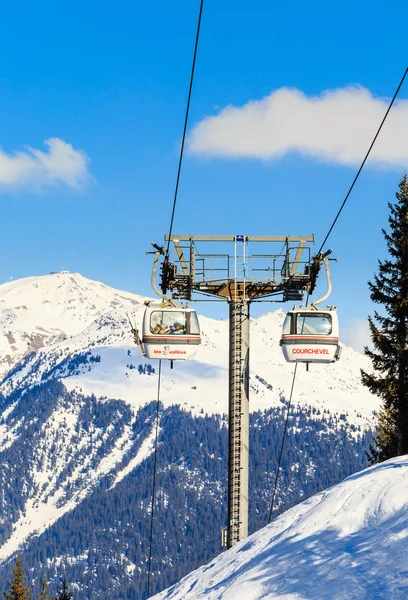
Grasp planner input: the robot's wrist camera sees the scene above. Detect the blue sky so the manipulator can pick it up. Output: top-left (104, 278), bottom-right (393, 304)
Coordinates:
top-left (0, 0), bottom-right (407, 349)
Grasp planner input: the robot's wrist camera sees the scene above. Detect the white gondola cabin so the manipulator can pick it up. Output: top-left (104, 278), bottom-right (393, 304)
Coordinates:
top-left (280, 306), bottom-right (341, 364)
top-left (140, 303), bottom-right (201, 360)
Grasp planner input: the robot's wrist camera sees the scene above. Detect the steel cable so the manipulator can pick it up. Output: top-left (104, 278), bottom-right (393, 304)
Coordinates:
top-left (267, 66), bottom-right (408, 524)
top-left (317, 66), bottom-right (408, 255)
top-left (146, 360), bottom-right (162, 599)
top-left (166, 0), bottom-right (205, 254)
top-left (267, 363), bottom-right (298, 523)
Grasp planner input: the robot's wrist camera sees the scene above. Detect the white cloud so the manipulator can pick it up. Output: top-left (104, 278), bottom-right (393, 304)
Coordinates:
top-left (342, 318), bottom-right (372, 354)
top-left (0, 138), bottom-right (91, 190)
top-left (188, 85), bottom-right (408, 169)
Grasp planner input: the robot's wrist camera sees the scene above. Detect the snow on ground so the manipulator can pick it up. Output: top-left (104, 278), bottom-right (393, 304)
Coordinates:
top-left (65, 348), bottom-right (228, 417)
top-left (111, 425), bottom-right (157, 489)
top-left (63, 309), bottom-right (378, 427)
top-left (0, 272), bottom-right (379, 427)
top-left (1, 301), bottom-right (379, 427)
top-left (0, 399), bottom-right (149, 562)
top-left (153, 455), bottom-right (408, 600)
top-left (0, 401), bottom-right (19, 451)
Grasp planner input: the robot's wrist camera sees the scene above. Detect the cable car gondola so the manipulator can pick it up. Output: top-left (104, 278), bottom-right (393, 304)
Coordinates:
top-left (280, 253), bottom-right (341, 364)
top-left (134, 301), bottom-right (201, 361)
top-left (280, 305), bottom-right (341, 364)
top-left (128, 244), bottom-right (201, 362)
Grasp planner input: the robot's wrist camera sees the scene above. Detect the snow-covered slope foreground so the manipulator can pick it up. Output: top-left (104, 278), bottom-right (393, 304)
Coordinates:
top-left (154, 455), bottom-right (408, 600)
top-left (0, 272), bottom-right (144, 377)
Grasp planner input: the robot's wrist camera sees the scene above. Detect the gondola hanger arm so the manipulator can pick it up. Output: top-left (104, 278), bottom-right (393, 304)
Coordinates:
top-left (150, 249), bottom-right (171, 303)
top-left (310, 257), bottom-right (333, 308)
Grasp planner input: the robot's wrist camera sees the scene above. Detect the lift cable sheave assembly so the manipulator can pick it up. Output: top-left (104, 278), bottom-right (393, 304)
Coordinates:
top-left (141, 2), bottom-right (205, 598)
top-left (267, 65), bottom-right (408, 525)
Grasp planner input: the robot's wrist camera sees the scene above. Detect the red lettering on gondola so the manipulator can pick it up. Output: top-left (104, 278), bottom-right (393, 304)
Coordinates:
top-left (292, 348), bottom-right (329, 355)
top-left (153, 349), bottom-right (187, 355)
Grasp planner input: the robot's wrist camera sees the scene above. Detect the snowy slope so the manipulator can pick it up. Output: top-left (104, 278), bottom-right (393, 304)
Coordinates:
top-left (0, 272), bottom-right (144, 377)
top-left (1, 301), bottom-right (379, 429)
top-left (153, 455), bottom-right (408, 600)
top-left (0, 381), bottom-right (159, 564)
top-left (0, 394), bottom-right (151, 561)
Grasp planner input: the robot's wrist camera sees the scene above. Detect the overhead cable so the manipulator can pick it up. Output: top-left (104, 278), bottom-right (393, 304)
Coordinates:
top-left (267, 363), bottom-right (298, 523)
top-left (318, 66), bottom-right (408, 255)
top-left (166, 0), bottom-right (205, 254)
top-left (146, 360), bottom-right (162, 599)
top-left (267, 65), bottom-right (408, 525)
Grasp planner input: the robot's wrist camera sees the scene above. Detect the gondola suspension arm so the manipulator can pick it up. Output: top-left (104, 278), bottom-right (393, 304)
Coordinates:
top-left (148, 243), bottom-right (170, 302)
top-left (310, 251), bottom-right (335, 308)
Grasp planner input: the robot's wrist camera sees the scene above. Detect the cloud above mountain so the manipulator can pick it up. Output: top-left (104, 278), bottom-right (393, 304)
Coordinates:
top-left (188, 85), bottom-right (408, 169)
top-left (0, 137), bottom-right (91, 190)
top-left (342, 318), bottom-right (372, 354)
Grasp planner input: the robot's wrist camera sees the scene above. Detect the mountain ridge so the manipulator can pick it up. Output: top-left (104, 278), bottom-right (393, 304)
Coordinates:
top-left (0, 271), bottom-right (145, 378)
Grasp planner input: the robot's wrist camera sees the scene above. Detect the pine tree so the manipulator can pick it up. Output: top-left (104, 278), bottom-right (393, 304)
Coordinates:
top-left (361, 174), bottom-right (408, 459)
top-left (36, 579), bottom-right (53, 600)
top-left (3, 557), bottom-right (32, 600)
top-left (366, 405), bottom-right (398, 464)
top-left (55, 579), bottom-right (72, 600)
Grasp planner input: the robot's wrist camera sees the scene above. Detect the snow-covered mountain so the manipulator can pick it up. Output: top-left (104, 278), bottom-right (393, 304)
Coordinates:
top-left (153, 454), bottom-right (408, 600)
top-left (0, 272), bottom-right (380, 597)
top-left (0, 272), bottom-right (378, 427)
top-left (0, 272), bottom-right (144, 378)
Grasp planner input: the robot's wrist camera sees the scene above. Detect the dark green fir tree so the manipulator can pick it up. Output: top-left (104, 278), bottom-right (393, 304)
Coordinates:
top-left (3, 557), bottom-right (32, 600)
top-left (55, 580), bottom-right (72, 600)
top-left (366, 405), bottom-right (398, 463)
top-left (362, 173), bottom-right (408, 461)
